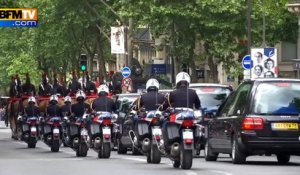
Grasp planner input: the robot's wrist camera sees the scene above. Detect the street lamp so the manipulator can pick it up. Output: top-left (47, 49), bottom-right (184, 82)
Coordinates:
top-left (287, 0), bottom-right (300, 78)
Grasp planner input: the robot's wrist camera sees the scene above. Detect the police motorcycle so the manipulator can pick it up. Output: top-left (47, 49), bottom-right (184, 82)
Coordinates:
top-left (39, 95), bottom-right (63, 152)
top-left (160, 107), bottom-right (202, 169)
top-left (18, 115), bottom-right (39, 148)
top-left (90, 111), bottom-right (118, 158)
top-left (65, 112), bottom-right (90, 157)
top-left (128, 108), bottom-right (164, 164)
top-left (17, 96), bottom-right (40, 148)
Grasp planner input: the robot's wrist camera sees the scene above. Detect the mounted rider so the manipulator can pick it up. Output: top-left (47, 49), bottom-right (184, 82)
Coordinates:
top-left (21, 73), bottom-right (36, 96)
top-left (38, 73), bottom-right (52, 96)
top-left (68, 71), bottom-right (81, 97)
top-left (51, 73), bottom-right (64, 96)
top-left (83, 72), bottom-right (97, 96)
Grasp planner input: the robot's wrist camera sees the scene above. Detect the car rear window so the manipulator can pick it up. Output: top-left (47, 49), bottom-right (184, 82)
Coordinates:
top-left (196, 87), bottom-right (231, 109)
top-left (253, 82), bottom-right (300, 115)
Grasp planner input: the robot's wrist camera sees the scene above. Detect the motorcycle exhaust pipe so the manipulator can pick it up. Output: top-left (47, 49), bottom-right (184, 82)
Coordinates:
top-left (94, 137), bottom-right (101, 149)
top-left (142, 138), bottom-right (151, 152)
top-left (170, 142), bottom-right (180, 157)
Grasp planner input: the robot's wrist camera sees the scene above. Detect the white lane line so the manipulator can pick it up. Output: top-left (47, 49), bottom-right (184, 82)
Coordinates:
top-left (120, 157), bottom-right (146, 162)
top-left (209, 170), bottom-right (235, 175)
top-left (185, 171), bottom-right (198, 175)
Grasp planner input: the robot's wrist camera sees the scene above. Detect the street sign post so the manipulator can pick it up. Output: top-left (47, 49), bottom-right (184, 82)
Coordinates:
top-left (242, 55), bottom-right (252, 70)
top-left (122, 77), bottom-right (132, 87)
top-left (121, 67), bottom-right (131, 78)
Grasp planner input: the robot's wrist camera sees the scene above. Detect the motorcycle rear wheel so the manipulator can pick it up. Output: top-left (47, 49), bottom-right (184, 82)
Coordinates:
top-left (51, 140), bottom-right (60, 152)
top-left (98, 142), bottom-right (111, 159)
top-left (27, 137), bottom-right (36, 148)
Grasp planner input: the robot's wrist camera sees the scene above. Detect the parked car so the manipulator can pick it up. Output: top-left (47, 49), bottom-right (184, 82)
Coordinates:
top-left (205, 79), bottom-right (300, 164)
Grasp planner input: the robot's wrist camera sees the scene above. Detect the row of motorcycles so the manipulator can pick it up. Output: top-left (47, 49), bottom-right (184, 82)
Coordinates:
top-left (18, 111), bottom-right (118, 158)
top-left (119, 107), bottom-right (204, 170)
top-left (17, 107), bottom-right (205, 170)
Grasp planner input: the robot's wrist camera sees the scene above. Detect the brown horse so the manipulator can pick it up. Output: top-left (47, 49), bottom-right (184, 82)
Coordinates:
top-left (7, 97), bottom-right (26, 139)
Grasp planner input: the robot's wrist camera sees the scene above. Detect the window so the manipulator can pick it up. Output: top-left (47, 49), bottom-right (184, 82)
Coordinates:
top-left (219, 83), bottom-right (252, 117)
top-left (228, 83), bottom-right (252, 116)
top-left (253, 82), bottom-right (300, 115)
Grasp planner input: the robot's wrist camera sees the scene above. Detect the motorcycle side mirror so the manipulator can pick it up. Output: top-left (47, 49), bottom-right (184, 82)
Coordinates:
top-left (112, 114), bottom-right (118, 122)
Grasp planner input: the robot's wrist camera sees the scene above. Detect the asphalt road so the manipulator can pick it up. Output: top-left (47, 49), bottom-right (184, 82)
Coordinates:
top-left (0, 121), bottom-right (299, 175)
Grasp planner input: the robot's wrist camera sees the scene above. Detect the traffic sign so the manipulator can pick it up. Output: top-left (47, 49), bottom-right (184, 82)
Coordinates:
top-left (242, 55), bottom-right (252, 70)
top-left (122, 78), bottom-right (132, 87)
top-left (121, 67), bottom-right (131, 78)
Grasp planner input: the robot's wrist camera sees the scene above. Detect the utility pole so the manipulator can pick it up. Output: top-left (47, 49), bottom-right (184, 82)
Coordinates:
top-left (247, 0), bottom-right (253, 54)
top-left (262, 0), bottom-right (267, 47)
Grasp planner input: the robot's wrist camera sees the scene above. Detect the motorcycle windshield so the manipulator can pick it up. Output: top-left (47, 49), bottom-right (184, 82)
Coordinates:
top-left (50, 117), bottom-right (61, 122)
top-left (176, 111), bottom-right (195, 120)
top-left (96, 112), bottom-right (112, 120)
top-left (146, 110), bottom-right (156, 119)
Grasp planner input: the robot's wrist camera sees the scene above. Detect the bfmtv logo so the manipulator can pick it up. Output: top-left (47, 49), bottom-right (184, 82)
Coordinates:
top-left (0, 8), bottom-right (38, 27)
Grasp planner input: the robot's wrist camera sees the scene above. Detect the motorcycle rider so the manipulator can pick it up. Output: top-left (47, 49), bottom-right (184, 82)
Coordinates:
top-left (91, 85), bottom-right (115, 113)
top-left (71, 90), bottom-right (90, 119)
top-left (61, 96), bottom-right (72, 117)
top-left (22, 96), bottom-right (40, 117)
top-left (162, 72), bottom-right (201, 152)
top-left (136, 78), bottom-right (165, 112)
top-left (46, 95), bottom-right (62, 119)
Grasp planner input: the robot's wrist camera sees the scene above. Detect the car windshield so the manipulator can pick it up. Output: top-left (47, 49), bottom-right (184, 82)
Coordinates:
top-left (196, 87), bottom-right (231, 110)
top-left (253, 82), bottom-right (300, 115)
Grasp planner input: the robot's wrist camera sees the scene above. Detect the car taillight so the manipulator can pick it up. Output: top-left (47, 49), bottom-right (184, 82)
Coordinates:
top-left (242, 117), bottom-right (264, 130)
top-left (182, 119), bottom-right (194, 128)
top-left (102, 119), bottom-right (112, 126)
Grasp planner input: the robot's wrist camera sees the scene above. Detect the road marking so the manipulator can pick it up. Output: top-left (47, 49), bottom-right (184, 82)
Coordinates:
top-left (185, 171), bottom-right (198, 175)
top-left (209, 170), bottom-right (234, 175)
top-left (120, 157), bottom-right (146, 162)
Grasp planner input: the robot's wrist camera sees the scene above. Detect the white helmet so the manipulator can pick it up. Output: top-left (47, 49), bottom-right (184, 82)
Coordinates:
top-left (28, 96), bottom-right (36, 104)
top-left (64, 96), bottom-right (72, 103)
top-left (98, 84), bottom-right (109, 94)
top-left (175, 72), bottom-right (191, 85)
top-left (76, 90), bottom-right (86, 100)
top-left (50, 95), bottom-right (58, 102)
top-left (146, 78), bottom-right (159, 91)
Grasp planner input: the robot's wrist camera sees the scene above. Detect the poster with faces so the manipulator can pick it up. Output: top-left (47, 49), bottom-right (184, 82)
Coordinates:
top-left (251, 48), bottom-right (278, 79)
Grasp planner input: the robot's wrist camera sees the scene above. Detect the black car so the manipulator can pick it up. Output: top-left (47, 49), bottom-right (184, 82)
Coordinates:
top-left (114, 93), bottom-right (141, 154)
top-left (190, 84), bottom-right (232, 155)
top-left (205, 79), bottom-right (300, 164)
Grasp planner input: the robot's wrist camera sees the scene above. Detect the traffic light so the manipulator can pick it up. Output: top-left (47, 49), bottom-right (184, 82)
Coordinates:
top-left (80, 54), bottom-right (87, 71)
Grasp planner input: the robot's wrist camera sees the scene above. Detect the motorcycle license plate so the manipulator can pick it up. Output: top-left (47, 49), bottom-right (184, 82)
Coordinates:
top-left (152, 128), bottom-right (162, 136)
top-left (81, 129), bottom-right (88, 136)
top-left (53, 128), bottom-right (60, 134)
top-left (103, 127), bottom-right (111, 135)
top-left (182, 131), bottom-right (193, 139)
top-left (31, 127), bottom-right (37, 132)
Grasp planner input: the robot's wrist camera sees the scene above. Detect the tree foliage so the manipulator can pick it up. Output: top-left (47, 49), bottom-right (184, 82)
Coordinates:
top-left (0, 0), bottom-right (297, 93)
